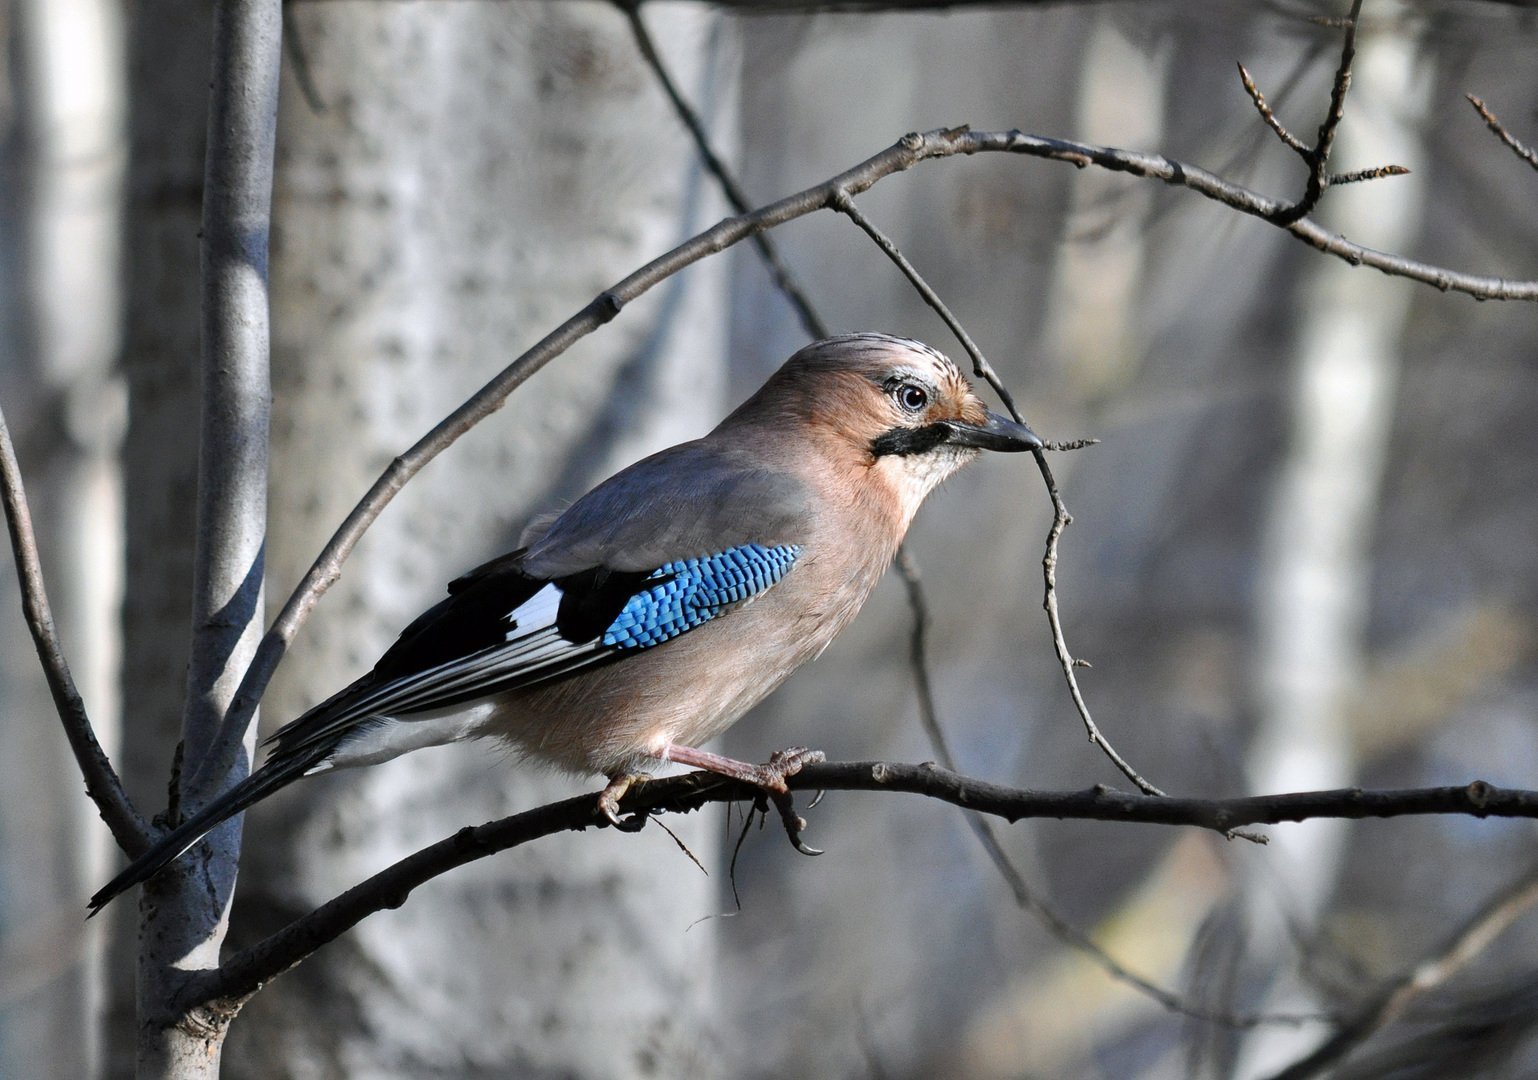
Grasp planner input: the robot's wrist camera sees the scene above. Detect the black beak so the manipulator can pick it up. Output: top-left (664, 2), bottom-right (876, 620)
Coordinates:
top-left (941, 410), bottom-right (1042, 452)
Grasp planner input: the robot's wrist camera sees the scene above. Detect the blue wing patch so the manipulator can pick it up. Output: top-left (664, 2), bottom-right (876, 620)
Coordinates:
top-left (603, 543), bottom-right (801, 649)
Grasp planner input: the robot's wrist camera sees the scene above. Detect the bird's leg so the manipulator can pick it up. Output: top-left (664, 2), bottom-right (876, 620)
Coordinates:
top-left (664, 744), bottom-right (826, 856)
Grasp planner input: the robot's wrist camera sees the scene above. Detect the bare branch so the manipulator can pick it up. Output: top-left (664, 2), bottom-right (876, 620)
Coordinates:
top-left (1267, 864), bottom-right (1538, 1080)
top-left (1032, 450), bottom-right (1179, 798)
top-left (1467, 93), bottom-right (1538, 175)
top-left (956, 127), bottom-right (1538, 298)
top-left (965, 809), bottom-right (1323, 1030)
top-left (889, 558), bottom-right (1305, 1030)
top-left (0, 405), bottom-right (149, 852)
top-left (893, 548), bottom-right (955, 763)
top-left (830, 190), bottom-right (1018, 412)
top-left (190, 767), bottom-right (1538, 1006)
top-left (1246, 2), bottom-right (1408, 222)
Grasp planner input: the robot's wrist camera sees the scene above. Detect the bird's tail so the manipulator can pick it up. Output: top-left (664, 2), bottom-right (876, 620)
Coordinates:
top-left (86, 748), bottom-right (322, 917)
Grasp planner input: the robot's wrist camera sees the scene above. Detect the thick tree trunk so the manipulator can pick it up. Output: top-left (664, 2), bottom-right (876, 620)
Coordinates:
top-left (220, 5), bottom-right (736, 1076)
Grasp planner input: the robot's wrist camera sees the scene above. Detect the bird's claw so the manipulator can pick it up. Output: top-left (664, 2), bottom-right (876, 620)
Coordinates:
top-left (763, 788), bottom-right (824, 856)
top-left (756, 747), bottom-right (825, 856)
top-left (597, 772), bottom-right (652, 832)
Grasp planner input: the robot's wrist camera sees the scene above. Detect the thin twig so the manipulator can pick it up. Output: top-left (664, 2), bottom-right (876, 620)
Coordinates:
top-left (1267, 864), bottom-right (1538, 1080)
top-left (970, 810), bottom-right (1323, 1030)
top-left (830, 192), bottom-right (1165, 797)
top-left (893, 548), bottom-right (956, 765)
top-left (830, 188), bottom-right (1019, 413)
top-left (953, 127), bottom-right (1537, 296)
top-left (1238, 62), bottom-right (1311, 157)
top-left (0, 405), bottom-right (149, 852)
top-left (1466, 94), bottom-right (1538, 175)
top-left (1328, 164), bottom-right (1410, 185)
top-left (189, 769), bottom-right (1538, 1006)
top-left (282, 3), bottom-right (326, 116)
top-left (1247, 0), bottom-right (1408, 225)
top-left (1034, 451), bottom-right (1167, 796)
top-left (621, 0), bottom-right (829, 341)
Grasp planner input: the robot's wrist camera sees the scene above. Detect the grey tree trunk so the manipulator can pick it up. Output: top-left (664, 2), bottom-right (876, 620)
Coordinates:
top-left (222, 5), bottom-right (736, 1076)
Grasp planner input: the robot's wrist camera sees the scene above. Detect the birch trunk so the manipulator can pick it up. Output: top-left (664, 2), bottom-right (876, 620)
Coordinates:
top-left (223, 6), bottom-right (735, 1076)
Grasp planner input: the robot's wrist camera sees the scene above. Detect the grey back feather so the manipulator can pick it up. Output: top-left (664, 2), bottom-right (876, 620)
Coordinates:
top-left (521, 441), bottom-right (812, 577)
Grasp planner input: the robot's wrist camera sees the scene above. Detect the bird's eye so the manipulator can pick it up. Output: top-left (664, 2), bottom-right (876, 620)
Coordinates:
top-left (894, 382), bottom-right (929, 413)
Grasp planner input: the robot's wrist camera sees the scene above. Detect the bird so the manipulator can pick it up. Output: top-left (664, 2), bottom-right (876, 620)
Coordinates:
top-left (88, 332), bottom-right (1040, 914)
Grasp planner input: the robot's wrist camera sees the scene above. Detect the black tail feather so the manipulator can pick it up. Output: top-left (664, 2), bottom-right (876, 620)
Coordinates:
top-left (87, 750), bottom-right (321, 916)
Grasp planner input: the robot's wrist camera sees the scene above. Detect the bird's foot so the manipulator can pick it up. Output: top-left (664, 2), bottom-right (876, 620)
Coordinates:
top-left (665, 743), bottom-right (826, 856)
top-left (596, 772), bottom-right (653, 832)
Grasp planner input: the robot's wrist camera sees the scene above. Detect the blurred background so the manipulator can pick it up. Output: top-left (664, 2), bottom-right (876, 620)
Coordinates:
top-left (4, 0), bottom-right (1538, 1076)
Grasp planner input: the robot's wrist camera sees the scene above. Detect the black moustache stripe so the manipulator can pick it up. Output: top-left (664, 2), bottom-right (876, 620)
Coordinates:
top-left (870, 423), bottom-right (952, 458)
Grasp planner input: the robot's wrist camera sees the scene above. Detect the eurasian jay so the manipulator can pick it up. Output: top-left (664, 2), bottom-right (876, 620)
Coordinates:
top-left (89, 332), bottom-right (1040, 913)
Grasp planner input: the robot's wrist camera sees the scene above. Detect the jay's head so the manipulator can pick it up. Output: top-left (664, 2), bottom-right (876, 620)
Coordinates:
top-left (727, 333), bottom-right (1041, 520)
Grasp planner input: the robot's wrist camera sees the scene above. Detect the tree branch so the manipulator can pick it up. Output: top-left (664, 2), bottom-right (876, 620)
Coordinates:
top-left (0, 405), bottom-right (149, 852)
top-left (189, 766), bottom-right (1538, 1006)
top-left (1284, 0), bottom-right (1364, 223)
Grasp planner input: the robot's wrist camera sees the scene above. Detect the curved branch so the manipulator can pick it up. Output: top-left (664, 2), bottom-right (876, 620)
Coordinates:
top-left (189, 764), bottom-right (1538, 1006)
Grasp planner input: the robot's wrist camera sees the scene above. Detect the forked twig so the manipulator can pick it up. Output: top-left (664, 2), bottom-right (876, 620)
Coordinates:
top-left (1244, 0), bottom-right (1409, 227)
